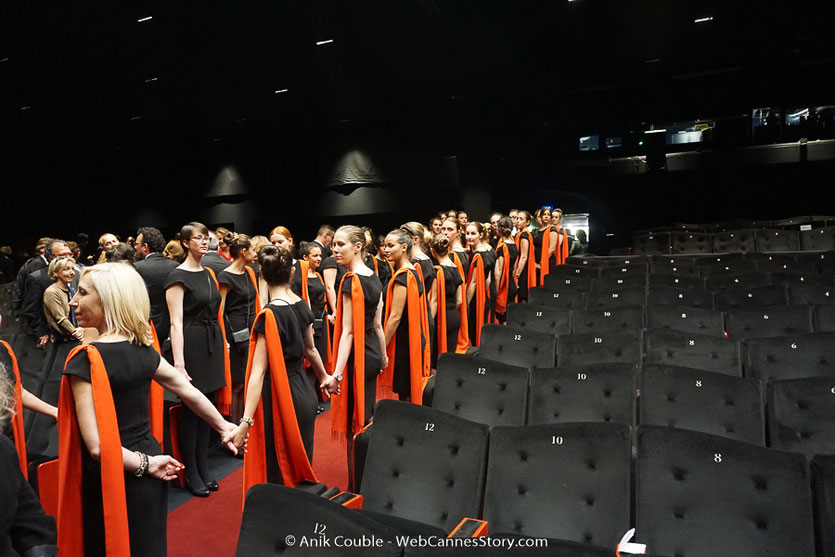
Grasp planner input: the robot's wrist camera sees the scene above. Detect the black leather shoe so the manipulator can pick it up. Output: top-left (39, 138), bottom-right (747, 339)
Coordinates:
top-left (185, 479), bottom-right (210, 497)
top-left (205, 479), bottom-right (219, 491)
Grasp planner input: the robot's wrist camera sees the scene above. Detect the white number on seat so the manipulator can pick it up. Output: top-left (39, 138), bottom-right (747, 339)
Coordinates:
top-left (552, 436), bottom-right (564, 445)
top-left (714, 453), bottom-right (722, 463)
top-left (536, 311), bottom-right (543, 317)
top-left (477, 367), bottom-right (486, 375)
top-left (604, 311), bottom-right (612, 317)
top-left (577, 373), bottom-right (587, 380)
top-left (425, 423), bottom-right (435, 431)
top-left (594, 338), bottom-right (603, 344)
top-left (514, 334), bottom-right (522, 341)
top-left (689, 340), bottom-right (695, 346)
top-left (696, 380), bottom-right (702, 387)
top-left (681, 313), bottom-right (687, 319)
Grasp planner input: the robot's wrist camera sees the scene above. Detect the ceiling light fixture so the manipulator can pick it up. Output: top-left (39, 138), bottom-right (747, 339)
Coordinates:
top-left (275, 89), bottom-right (289, 94)
top-left (0, 57), bottom-right (9, 63)
top-left (144, 77), bottom-right (158, 83)
top-left (20, 106), bottom-right (31, 110)
top-left (644, 58), bottom-right (661, 64)
top-left (315, 39), bottom-right (334, 46)
top-left (644, 129), bottom-right (667, 134)
top-left (137, 16), bottom-right (153, 23)
top-left (694, 16), bottom-right (713, 23)
top-left (130, 116), bottom-right (141, 120)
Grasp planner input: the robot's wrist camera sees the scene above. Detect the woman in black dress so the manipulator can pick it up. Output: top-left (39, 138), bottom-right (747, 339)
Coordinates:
top-left (428, 234), bottom-right (467, 355)
top-left (330, 226), bottom-right (387, 490)
top-left (514, 210), bottom-right (536, 303)
top-left (165, 222), bottom-right (229, 496)
top-left (401, 222), bottom-right (435, 368)
top-left (229, 246), bottom-right (338, 491)
top-left (532, 207), bottom-right (558, 286)
top-left (297, 241), bottom-right (330, 370)
top-left (218, 233), bottom-right (260, 426)
top-left (60, 263), bottom-right (237, 556)
top-left (441, 217), bottom-right (470, 281)
top-left (494, 216), bottom-right (519, 324)
top-left (383, 229), bottom-right (428, 402)
top-left (465, 222), bottom-right (496, 346)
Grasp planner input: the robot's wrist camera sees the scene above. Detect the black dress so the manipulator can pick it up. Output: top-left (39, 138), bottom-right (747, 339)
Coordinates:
top-left (411, 257), bottom-right (436, 368)
top-left (341, 274), bottom-right (383, 424)
top-left (516, 231), bottom-right (534, 302)
top-left (306, 273), bottom-right (329, 362)
top-left (468, 250), bottom-right (495, 343)
top-left (63, 342), bottom-right (165, 557)
top-left (163, 268), bottom-right (226, 394)
top-left (391, 269), bottom-right (426, 396)
top-left (320, 256), bottom-right (348, 307)
top-left (439, 264), bottom-right (463, 354)
top-left (252, 301), bottom-right (319, 481)
top-left (452, 248), bottom-right (470, 281)
top-left (218, 270), bottom-right (258, 383)
top-left (497, 241), bottom-right (519, 318)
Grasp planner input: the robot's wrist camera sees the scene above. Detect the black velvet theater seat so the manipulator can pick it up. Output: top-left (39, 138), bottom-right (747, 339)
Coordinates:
top-left (713, 285), bottom-right (788, 311)
top-left (527, 287), bottom-right (584, 310)
top-left (478, 324), bottom-right (556, 369)
top-left (556, 329), bottom-right (643, 367)
top-left (639, 364), bottom-right (764, 445)
top-left (527, 364), bottom-right (637, 426)
top-left (801, 226), bottom-right (835, 251)
top-left (235, 484), bottom-right (402, 557)
top-left (700, 260), bottom-right (758, 278)
top-left (651, 254), bottom-right (700, 267)
top-left (710, 230), bottom-right (756, 253)
top-left (594, 273), bottom-right (649, 291)
top-left (645, 329), bottom-right (742, 376)
top-left (548, 265), bottom-right (600, 280)
top-left (811, 455), bottom-right (835, 557)
top-left (707, 271), bottom-right (772, 291)
top-left (724, 305), bottom-right (814, 339)
top-left (432, 353), bottom-right (529, 427)
top-left (647, 286), bottom-right (714, 309)
top-left (571, 305), bottom-right (645, 334)
top-left (646, 305), bottom-right (725, 337)
top-left (484, 422), bottom-right (632, 547)
top-left (745, 332), bottom-right (835, 383)
top-left (542, 274), bottom-right (595, 292)
top-left (631, 232), bottom-right (671, 255)
top-left (359, 400), bottom-right (490, 535)
top-left (767, 376), bottom-right (835, 458)
top-left (648, 273), bottom-right (707, 290)
top-left (789, 283), bottom-right (835, 305)
top-left (755, 228), bottom-right (801, 252)
top-left (647, 262), bottom-right (701, 277)
top-left (505, 303), bottom-right (571, 336)
top-left (816, 305), bottom-right (835, 332)
top-left (598, 262), bottom-right (650, 277)
top-left (635, 425), bottom-right (815, 557)
top-left (583, 287), bottom-right (647, 309)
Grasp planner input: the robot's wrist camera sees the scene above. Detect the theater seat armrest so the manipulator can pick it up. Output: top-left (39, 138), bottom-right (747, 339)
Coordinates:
top-left (447, 518), bottom-right (488, 538)
top-left (465, 347), bottom-right (480, 356)
top-left (329, 492), bottom-right (363, 509)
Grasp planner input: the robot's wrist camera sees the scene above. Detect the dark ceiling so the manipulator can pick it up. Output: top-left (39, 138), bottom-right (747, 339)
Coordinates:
top-left (1, 0), bottom-right (834, 236)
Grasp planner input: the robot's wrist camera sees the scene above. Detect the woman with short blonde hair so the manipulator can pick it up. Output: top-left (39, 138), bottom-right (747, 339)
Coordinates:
top-left (44, 257), bottom-right (84, 343)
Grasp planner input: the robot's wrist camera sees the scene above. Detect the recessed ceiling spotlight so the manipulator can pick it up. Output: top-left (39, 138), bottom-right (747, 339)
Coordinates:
top-left (315, 39), bottom-right (334, 46)
top-left (275, 89), bottom-right (289, 94)
top-left (144, 77), bottom-right (158, 83)
top-left (137, 16), bottom-right (153, 23)
top-left (644, 58), bottom-right (661, 64)
top-left (0, 57), bottom-right (9, 63)
top-left (130, 115), bottom-right (141, 120)
top-left (20, 106), bottom-right (31, 110)
top-left (213, 138), bottom-right (222, 142)
top-left (694, 16), bottom-right (714, 23)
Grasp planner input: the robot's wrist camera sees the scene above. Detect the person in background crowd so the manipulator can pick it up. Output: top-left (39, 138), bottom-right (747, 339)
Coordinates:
top-left (441, 217), bottom-right (469, 282)
top-left (533, 207), bottom-right (558, 286)
top-left (570, 229), bottom-right (589, 256)
top-left (312, 225), bottom-right (335, 259)
top-left (216, 227), bottom-right (233, 261)
top-left (551, 208), bottom-right (570, 266)
top-left (200, 231), bottom-right (229, 274)
top-left (429, 233), bottom-right (467, 358)
top-left (95, 233), bottom-right (119, 265)
top-left (105, 243), bottom-right (136, 266)
top-left (493, 216), bottom-right (519, 323)
top-left (250, 235), bottom-right (270, 255)
top-left (457, 210), bottom-right (469, 229)
top-left (24, 240), bottom-right (74, 348)
top-left (165, 222), bottom-right (229, 497)
top-left (11, 237), bottom-right (51, 308)
top-left (163, 239), bottom-right (185, 263)
top-left (465, 222), bottom-right (495, 346)
top-left (400, 222), bottom-right (434, 369)
top-left (134, 226), bottom-right (179, 343)
top-left (0, 246), bottom-right (13, 284)
top-left (514, 210), bottom-right (536, 303)
top-left (508, 209), bottom-right (520, 236)
top-left (489, 213), bottom-right (503, 249)
top-left (428, 216), bottom-right (443, 235)
top-left (43, 257), bottom-right (85, 344)
top-left (0, 368), bottom-right (58, 557)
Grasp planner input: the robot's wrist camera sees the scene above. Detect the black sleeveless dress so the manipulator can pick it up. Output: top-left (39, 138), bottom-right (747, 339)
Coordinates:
top-left (341, 274), bottom-right (383, 424)
top-left (391, 268), bottom-right (426, 395)
top-left (218, 270), bottom-right (258, 383)
top-left (439, 264), bottom-right (463, 354)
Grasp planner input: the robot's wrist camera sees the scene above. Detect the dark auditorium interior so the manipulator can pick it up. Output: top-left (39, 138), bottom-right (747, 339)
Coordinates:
top-left (3, 2), bottom-right (835, 556)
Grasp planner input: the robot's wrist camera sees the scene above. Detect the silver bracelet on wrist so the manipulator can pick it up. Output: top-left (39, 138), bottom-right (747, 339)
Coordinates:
top-left (240, 416), bottom-right (255, 427)
top-left (134, 451), bottom-right (149, 477)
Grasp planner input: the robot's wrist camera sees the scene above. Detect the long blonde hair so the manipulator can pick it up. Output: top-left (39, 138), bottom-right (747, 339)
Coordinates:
top-left (0, 368), bottom-right (14, 430)
top-left (82, 263), bottom-right (153, 346)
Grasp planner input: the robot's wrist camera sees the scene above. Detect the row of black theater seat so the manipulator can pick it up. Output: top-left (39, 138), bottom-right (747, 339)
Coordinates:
top-left (629, 225), bottom-right (835, 255)
top-left (237, 398), bottom-right (835, 557)
top-left (635, 216), bottom-right (835, 234)
top-left (426, 351), bottom-right (832, 459)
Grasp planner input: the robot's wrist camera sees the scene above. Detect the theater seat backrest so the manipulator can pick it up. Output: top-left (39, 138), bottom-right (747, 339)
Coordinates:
top-left (360, 400), bottom-right (490, 533)
top-left (745, 332), bottom-right (835, 383)
top-left (636, 425), bottom-right (815, 557)
top-left (789, 284), bottom-right (835, 306)
top-left (672, 232), bottom-right (711, 254)
top-left (639, 364), bottom-right (764, 445)
top-left (811, 455), bottom-right (835, 557)
top-left (755, 228), bottom-right (801, 252)
top-left (548, 265), bottom-right (600, 280)
top-left (505, 303), bottom-right (571, 336)
top-left (756, 260), bottom-right (816, 276)
top-left (771, 271), bottom-right (830, 288)
top-left (695, 252), bottom-right (747, 265)
top-left (651, 255), bottom-right (699, 267)
top-left (557, 329), bottom-right (643, 367)
top-left (598, 263), bottom-right (650, 277)
top-left (528, 363), bottom-right (637, 426)
top-left (646, 304), bottom-right (725, 337)
top-left (816, 305), bottom-right (835, 332)
top-left (567, 255), bottom-right (647, 268)
top-left (542, 274), bottom-right (595, 292)
top-left (584, 287), bottom-right (647, 309)
top-left (708, 271), bottom-right (772, 292)
top-left (767, 376), bottom-right (835, 458)
top-left (433, 353), bottom-right (529, 427)
top-left (648, 286), bottom-right (714, 309)
top-left (485, 422), bottom-right (632, 547)
top-left (648, 274), bottom-right (707, 290)
top-left (236, 484), bottom-right (401, 557)
top-left (645, 328), bottom-right (742, 376)
top-left (631, 232), bottom-right (671, 255)
top-left (595, 274), bottom-right (648, 291)
top-left (711, 230), bottom-right (756, 253)
top-left (571, 305), bottom-right (645, 334)
top-left (714, 285), bottom-right (788, 311)
top-left (648, 262), bottom-right (701, 277)
top-left (725, 306), bottom-right (814, 339)
top-left (801, 226), bottom-right (835, 252)
top-left (701, 261), bottom-right (759, 278)
top-left (528, 287), bottom-right (584, 310)
top-left (478, 324), bottom-right (556, 369)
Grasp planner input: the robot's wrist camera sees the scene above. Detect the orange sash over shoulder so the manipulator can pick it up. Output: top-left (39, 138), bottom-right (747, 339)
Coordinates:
top-left (554, 227), bottom-right (569, 266)
top-left (1, 340), bottom-right (27, 478)
top-left (242, 308), bottom-right (317, 505)
top-left (495, 242), bottom-right (512, 314)
top-left (58, 345), bottom-right (130, 557)
top-left (148, 322), bottom-right (164, 447)
top-left (297, 261), bottom-right (310, 306)
top-left (433, 266), bottom-right (470, 354)
top-left (538, 225), bottom-right (554, 286)
top-left (467, 253), bottom-right (487, 347)
top-left (515, 230), bottom-right (537, 293)
top-left (244, 266), bottom-right (261, 314)
top-left (206, 268), bottom-right (232, 415)
top-left (382, 268), bottom-right (429, 404)
top-left (410, 262), bottom-right (432, 376)
top-left (330, 272), bottom-right (368, 441)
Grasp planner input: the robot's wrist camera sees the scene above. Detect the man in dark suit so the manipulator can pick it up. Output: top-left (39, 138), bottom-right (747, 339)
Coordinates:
top-left (312, 225), bottom-right (335, 258)
top-left (200, 231), bottom-right (230, 274)
top-left (23, 240), bottom-right (73, 347)
top-left (11, 237), bottom-right (52, 309)
top-left (134, 227), bottom-right (178, 342)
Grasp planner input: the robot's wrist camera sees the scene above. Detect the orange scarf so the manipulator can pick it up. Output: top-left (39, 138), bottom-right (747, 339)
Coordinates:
top-left (330, 272), bottom-right (368, 441)
top-left (298, 261), bottom-right (309, 306)
top-left (244, 266), bottom-right (261, 314)
top-left (205, 268), bottom-right (232, 415)
top-left (382, 268), bottom-right (429, 403)
top-left (515, 230), bottom-right (537, 292)
top-left (554, 227), bottom-right (569, 265)
top-left (148, 322), bottom-right (164, 447)
top-left (467, 252), bottom-right (487, 347)
top-left (300, 269), bottom-right (332, 370)
top-left (495, 242), bottom-right (513, 314)
top-left (410, 262), bottom-right (432, 376)
top-left (242, 308), bottom-right (317, 506)
top-left (58, 345), bottom-right (131, 557)
top-left (433, 265), bottom-right (470, 354)
top-left (538, 225), bottom-right (554, 286)
top-left (1, 340), bottom-right (27, 478)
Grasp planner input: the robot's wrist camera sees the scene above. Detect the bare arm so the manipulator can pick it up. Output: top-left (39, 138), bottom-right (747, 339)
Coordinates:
top-left (227, 333), bottom-right (267, 448)
top-left (69, 375), bottom-right (184, 479)
top-left (515, 238), bottom-right (529, 276)
top-left (303, 325), bottom-right (338, 394)
top-left (495, 252), bottom-right (504, 287)
top-left (374, 294), bottom-right (388, 371)
top-left (383, 283), bottom-right (407, 346)
top-left (455, 284), bottom-right (463, 309)
top-left (323, 268), bottom-right (338, 314)
top-left (429, 278), bottom-right (438, 319)
top-left (165, 284), bottom-right (190, 381)
top-left (548, 230), bottom-right (558, 258)
top-left (218, 283), bottom-right (230, 322)
top-left (22, 388), bottom-right (58, 420)
top-left (332, 292), bottom-right (353, 377)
